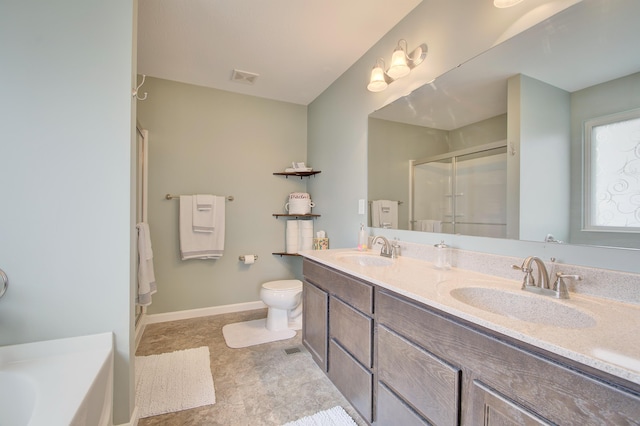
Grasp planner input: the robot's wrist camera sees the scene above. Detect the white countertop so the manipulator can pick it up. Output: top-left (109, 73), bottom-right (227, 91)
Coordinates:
top-left (300, 248), bottom-right (640, 387)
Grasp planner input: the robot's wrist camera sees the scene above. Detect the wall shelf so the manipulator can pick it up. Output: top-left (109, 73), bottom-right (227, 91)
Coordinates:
top-left (273, 169), bottom-right (321, 256)
top-left (273, 171), bottom-right (321, 179)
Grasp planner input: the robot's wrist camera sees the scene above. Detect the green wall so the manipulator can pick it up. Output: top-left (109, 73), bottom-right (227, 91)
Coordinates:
top-left (0, 0), bottom-right (136, 423)
top-left (137, 77), bottom-right (308, 314)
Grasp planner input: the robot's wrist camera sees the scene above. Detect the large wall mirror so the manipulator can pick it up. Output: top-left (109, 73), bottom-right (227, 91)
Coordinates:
top-left (368, 0), bottom-right (640, 249)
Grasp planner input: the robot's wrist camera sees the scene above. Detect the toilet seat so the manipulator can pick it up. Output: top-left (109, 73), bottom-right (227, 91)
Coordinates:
top-left (262, 279), bottom-right (302, 292)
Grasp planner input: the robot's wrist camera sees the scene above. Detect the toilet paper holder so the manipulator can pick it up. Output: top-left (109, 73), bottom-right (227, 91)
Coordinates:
top-left (239, 255), bottom-right (258, 262)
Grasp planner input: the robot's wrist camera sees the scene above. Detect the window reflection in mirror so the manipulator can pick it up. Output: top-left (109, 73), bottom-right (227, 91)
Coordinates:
top-left (584, 108), bottom-right (640, 232)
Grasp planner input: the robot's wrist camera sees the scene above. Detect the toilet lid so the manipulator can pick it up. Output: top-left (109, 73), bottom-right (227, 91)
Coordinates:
top-left (263, 279), bottom-right (302, 291)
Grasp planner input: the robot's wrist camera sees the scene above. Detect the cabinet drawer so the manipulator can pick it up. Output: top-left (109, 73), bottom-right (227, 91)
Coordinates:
top-left (303, 259), bottom-right (373, 314)
top-left (328, 339), bottom-right (373, 422)
top-left (377, 382), bottom-right (430, 426)
top-left (330, 296), bottom-right (373, 368)
top-left (378, 326), bottom-right (460, 426)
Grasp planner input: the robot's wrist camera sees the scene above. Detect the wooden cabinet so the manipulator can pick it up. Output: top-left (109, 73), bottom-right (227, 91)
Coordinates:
top-left (302, 280), bottom-right (328, 371)
top-left (303, 259), bottom-right (375, 423)
top-left (470, 381), bottom-right (551, 426)
top-left (302, 259), bottom-right (640, 425)
top-left (376, 289), bottom-right (640, 426)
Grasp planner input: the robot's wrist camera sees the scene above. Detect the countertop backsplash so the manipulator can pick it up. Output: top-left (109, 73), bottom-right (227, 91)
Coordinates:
top-left (391, 240), bottom-right (640, 306)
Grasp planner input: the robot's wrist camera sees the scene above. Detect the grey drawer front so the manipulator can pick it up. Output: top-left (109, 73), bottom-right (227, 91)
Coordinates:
top-left (378, 326), bottom-right (460, 426)
top-left (328, 339), bottom-right (373, 422)
top-left (330, 296), bottom-right (373, 368)
top-left (377, 382), bottom-right (430, 426)
top-left (303, 259), bottom-right (373, 314)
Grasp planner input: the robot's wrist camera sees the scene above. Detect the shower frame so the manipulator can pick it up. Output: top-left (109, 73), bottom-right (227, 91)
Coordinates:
top-left (409, 140), bottom-right (507, 235)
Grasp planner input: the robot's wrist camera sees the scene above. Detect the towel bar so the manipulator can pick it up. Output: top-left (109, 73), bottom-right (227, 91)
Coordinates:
top-left (165, 193), bottom-right (234, 201)
top-left (369, 200), bottom-right (403, 205)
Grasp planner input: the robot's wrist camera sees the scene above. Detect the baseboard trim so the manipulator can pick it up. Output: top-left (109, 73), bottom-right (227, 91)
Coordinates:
top-left (144, 300), bottom-right (267, 325)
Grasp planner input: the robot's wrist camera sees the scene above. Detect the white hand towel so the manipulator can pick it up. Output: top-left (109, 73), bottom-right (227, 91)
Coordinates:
top-left (192, 195), bottom-right (215, 232)
top-left (180, 196), bottom-right (225, 260)
top-left (377, 200), bottom-right (398, 229)
top-left (196, 194), bottom-right (214, 210)
top-left (136, 222), bottom-right (157, 306)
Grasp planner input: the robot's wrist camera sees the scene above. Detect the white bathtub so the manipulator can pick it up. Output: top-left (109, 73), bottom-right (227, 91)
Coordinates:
top-left (0, 332), bottom-right (114, 426)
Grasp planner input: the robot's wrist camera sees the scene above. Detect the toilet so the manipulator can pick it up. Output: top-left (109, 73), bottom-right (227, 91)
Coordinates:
top-left (260, 279), bottom-right (303, 331)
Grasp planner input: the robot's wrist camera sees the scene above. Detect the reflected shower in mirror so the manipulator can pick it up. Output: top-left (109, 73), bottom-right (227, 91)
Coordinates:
top-left (368, 0), bottom-right (640, 249)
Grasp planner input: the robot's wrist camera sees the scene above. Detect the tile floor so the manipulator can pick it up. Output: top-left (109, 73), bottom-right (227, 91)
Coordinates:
top-left (136, 309), bottom-right (366, 426)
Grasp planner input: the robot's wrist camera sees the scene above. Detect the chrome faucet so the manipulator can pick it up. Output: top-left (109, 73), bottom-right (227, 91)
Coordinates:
top-left (512, 257), bottom-right (580, 299)
top-left (371, 236), bottom-right (393, 258)
top-left (512, 256), bottom-right (550, 290)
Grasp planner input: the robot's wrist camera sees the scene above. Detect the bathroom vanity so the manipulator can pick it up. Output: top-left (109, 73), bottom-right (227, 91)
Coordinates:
top-left (301, 249), bottom-right (640, 425)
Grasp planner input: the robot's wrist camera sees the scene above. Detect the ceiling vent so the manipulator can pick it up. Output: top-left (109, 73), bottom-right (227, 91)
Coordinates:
top-left (231, 69), bottom-right (259, 85)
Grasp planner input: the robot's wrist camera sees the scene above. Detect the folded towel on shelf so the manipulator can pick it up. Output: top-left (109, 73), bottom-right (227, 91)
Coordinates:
top-left (136, 222), bottom-right (157, 306)
top-left (180, 195), bottom-right (225, 260)
top-left (371, 200), bottom-right (398, 229)
top-left (192, 194), bottom-right (215, 232)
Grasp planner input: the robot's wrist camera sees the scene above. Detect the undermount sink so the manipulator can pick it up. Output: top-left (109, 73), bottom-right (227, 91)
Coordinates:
top-left (336, 252), bottom-right (394, 267)
top-left (449, 287), bottom-right (596, 329)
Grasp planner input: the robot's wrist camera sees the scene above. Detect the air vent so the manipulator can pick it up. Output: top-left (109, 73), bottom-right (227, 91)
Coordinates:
top-left (231, 69), bottom-right (259, 85)
top-left (284, 347), bottom-right (301, 355)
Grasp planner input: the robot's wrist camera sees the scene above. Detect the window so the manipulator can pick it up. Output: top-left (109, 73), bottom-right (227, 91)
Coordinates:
top-left (584, 108), bottom-right (640, 232)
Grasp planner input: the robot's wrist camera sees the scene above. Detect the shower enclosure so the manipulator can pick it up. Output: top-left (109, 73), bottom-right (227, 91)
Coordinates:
top-left (410, 141), bottom-right (507, 238)
top-left (135, 124), bottom-right (149, 326)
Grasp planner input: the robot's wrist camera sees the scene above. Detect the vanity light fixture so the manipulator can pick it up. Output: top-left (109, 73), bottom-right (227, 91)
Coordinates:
top-left (367, 58), bottom-right (391, 92)
top-left (367, 40), bottom-right (428, 92)
top-left (493, 0), bottom-right (524, 8)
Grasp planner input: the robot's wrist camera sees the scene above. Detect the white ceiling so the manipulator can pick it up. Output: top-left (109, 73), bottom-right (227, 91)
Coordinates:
top-left (137, 0), bottom-right (423, 106)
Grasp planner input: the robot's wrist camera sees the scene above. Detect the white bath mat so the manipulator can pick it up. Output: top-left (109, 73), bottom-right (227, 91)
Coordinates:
top-left (135, 346), bottom-right (215, 418)
top-left (222, 318), bottom-right (296, 348)
top-left (283, 406), bottom-right (358, 426)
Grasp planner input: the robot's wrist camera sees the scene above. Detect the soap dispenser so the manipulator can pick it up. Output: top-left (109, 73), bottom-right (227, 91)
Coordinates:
top-left (434, 240), bottom-right (451, 269)
top-left (358, 223), bottom-right (368, 251)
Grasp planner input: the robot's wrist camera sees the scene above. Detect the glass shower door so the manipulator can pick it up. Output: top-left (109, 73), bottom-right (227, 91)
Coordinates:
top-left (454, 147), bottom-right (507, 237)
top-left (413, 158), bottom-right (453, 233)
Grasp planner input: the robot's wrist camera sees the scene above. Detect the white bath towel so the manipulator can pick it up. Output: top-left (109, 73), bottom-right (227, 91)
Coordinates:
top-left (180, 195), bottom-right (225, 260)
top-left (371, 200), bottom-right (398, 229)
top-left (417, 219), bottom-right (442, 232)
top-left (136, 223), bottom-right (157, 306)
top-left (192, 194), bottom-right (215, 232)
